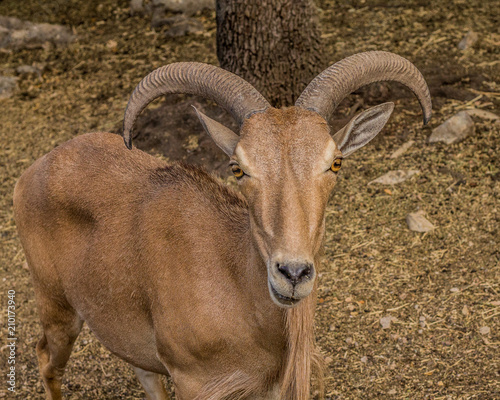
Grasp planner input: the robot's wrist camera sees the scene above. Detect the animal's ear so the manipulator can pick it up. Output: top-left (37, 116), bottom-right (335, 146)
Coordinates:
top-left (193, 106), bottom-right (239, 157)
top-left (332, 102), bottom-right (394, 157)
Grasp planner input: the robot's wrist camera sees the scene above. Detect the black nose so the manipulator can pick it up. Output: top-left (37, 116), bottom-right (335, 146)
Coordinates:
top-left (277, 262), bottom-right (312, 285)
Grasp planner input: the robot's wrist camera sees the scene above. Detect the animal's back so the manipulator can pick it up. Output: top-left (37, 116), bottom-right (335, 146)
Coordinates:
top-left (13, 132), bottom-right (167, 294)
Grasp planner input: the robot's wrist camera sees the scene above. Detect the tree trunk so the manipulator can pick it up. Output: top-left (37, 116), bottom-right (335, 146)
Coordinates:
top-left (216, 0), bottom-right (324, 108)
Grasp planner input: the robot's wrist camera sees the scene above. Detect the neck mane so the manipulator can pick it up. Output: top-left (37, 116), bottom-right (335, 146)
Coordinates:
top-left (280, 279), bottom-right (325, 400)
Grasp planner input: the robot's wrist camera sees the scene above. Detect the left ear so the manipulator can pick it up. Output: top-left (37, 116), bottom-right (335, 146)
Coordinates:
top-left (332, 102), bottom-right (394, 157)
top-left (193, 106), bottom-right (240, 157)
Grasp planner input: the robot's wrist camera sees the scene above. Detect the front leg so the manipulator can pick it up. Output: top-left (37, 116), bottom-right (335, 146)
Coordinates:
top-left (132, 366), bottom-right (171, 400)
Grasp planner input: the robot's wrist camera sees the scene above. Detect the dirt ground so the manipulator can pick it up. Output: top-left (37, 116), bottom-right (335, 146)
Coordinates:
top-left (0, 0), bottom-right (499, 399)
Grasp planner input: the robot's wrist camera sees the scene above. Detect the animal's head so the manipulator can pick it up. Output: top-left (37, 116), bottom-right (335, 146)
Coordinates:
top-left (123, 51), bottom-right (431, 308)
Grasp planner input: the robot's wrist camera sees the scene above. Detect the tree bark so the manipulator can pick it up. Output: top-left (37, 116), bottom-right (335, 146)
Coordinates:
top-left (216, 0), bottom-right (324, 108)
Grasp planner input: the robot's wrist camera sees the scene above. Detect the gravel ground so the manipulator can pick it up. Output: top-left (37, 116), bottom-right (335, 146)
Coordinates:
top-left (0, 0), bottom-right (498, 398)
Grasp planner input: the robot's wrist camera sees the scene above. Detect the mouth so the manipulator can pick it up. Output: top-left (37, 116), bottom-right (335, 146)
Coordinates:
top-left (269, 282), bottom-right (301, 307)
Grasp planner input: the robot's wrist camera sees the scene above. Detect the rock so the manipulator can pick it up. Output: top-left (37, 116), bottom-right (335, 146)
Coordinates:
top-left (164, 16), bottom-right (204, 37)
top-left (130, 0), bottom-right (147, 16)
top-left (479, 326), bottom-right (490, 335)
top-left (369, 170), bottom-right (419, 185)
top-left (406, 210), bottom-right (435, 232)
top-left (428, 111), bottom-right (474, 145)
top-left (387, 388), bottom-right (397, 395)
top-left (16, 64), bottom-right (43, 78)
top-left (152, 14), bottom-right (181, 28)
top-left (0, 15), bottom-right (26, 30)
top-left (324, 356), bottom-right (333, 365)
top-left (458, 31), bottom-right (478, 50)
top-left (360, 356), bottom-right (368, 363)
top-left (390, 140), bottom-right (414, 158)
top-left (0, 16), bottom-right (76, 50)
top-left (450, 287), bottom-right (459, 293)
top-left (0, 76), bottom-right (17, 99)
top-left (152, 0), bottom-right (215, 16)
top-left (380, 315), bottom-right (393, 329)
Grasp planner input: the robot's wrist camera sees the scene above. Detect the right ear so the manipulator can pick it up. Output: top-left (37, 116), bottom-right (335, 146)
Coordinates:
top-left (193, 106), bottom-right (239, 157)
top-left (332, 102), bottom-right (394, 157)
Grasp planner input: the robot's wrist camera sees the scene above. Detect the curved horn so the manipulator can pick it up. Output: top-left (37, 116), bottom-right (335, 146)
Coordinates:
top-left (295, 51), bottom-right (432, 125)
top-left (123, 62), bottom-right (271, 149)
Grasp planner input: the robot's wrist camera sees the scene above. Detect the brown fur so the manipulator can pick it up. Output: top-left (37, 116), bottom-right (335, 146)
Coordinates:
top-left (194, 371), bottom-right (266, 400)
top-left (14, 107), bottom-right (344, 400)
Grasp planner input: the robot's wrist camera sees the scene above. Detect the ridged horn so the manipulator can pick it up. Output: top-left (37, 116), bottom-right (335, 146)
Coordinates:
top-left (122, 62), bottom-right (271, 149)
top-left (295, 51), bottom-right (432, 125)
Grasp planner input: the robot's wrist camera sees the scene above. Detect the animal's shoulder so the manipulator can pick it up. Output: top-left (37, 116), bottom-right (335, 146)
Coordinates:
top-left (149, 163), bottom-right (248, 214)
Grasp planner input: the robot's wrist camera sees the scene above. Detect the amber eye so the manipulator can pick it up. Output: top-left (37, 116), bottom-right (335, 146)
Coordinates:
top-left (331, 158), bottom-right (342, 172)
top-left (231, 165), bottom-right (244, 179)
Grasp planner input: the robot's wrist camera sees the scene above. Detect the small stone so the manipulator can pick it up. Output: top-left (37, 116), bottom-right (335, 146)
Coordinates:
top-left (152, 0), bottom-right (215, 16)
top-left (369, 170), bottom-right (420, 185)
top-left (437, 380), bottom-right (444, 387)
top-left (15, 64), bottom-right (42, 77)
top-left (390, 140), bottom-right (414, 158)
top-left (324, 356), bottom-right (333, 364)
top-left (406, 210), bottom-right (435, 232)
top-left (465, 108), bottom-right (500, 123)
top-left (0, 76), bottom-right (17, 99)
top-left (380, 315), bottom-right (393, 329)
top-left (387, 388), bottom-right (397, 395)
top-left (479, 326), bottom-right (490, 335)
top-left (428, 111), bottom-right (475, 145)
top-left (360, 356), bottom-right (368, 363)
top-left (106, 39), bottom-right (118, 50)
top-left (329, 324), bottom-right (335, 332)
top-left (0, 16), bottom-right (76, 50)
top-left (462, 305), bottom-right (469, 316)
top-left (458, 31), bottom-right (478, 50)
top-left (450, 287), bottom-right (459, 293)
